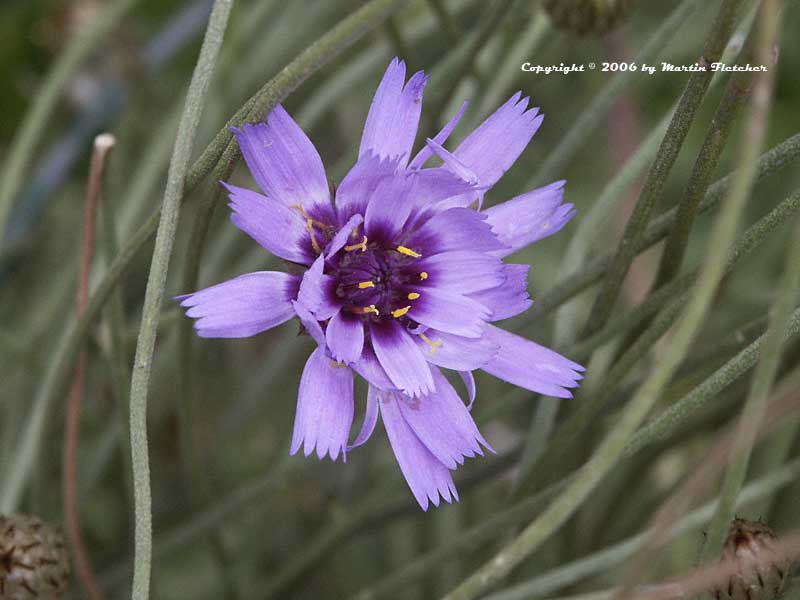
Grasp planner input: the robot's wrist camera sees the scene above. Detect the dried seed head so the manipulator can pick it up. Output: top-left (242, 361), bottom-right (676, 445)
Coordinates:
top-left (0, 514), bottom-right (70, 599)
top-left (543, 0), bottom-right (637, 36)
top-left (713, 518), bottom-right (791, 600)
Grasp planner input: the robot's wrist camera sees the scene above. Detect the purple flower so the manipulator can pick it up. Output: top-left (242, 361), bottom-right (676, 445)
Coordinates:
top-left (179, 58), bottom-right (584, 510)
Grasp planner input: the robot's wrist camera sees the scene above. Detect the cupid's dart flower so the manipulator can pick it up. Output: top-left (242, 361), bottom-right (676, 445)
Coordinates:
top-left (179, 58), bottom-right (584, 509)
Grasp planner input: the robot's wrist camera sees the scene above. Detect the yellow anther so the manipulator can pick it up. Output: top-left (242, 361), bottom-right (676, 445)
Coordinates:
top-left (305, 220), bottom-right (322, 254)
top-left (407, 292), bottom-right (420, 300)
top-left (290, 204), bottom-right (323, 254)
top-left (363, 305), bottom-right (380, 315)
top-left (344, 235), bottom-right (368, 252)
top-left (419, 271), bottom-right (429, 280)
top-left (396, 245), bottom-right (422, 258)
top-left (358, 281), bottom-right (375, 289)
top-left (329, 360), bottom-right (347, 369)
top-left (391, 305), bottom-right (411, 318)
top-left (420, 333), bottom-right (443, 355)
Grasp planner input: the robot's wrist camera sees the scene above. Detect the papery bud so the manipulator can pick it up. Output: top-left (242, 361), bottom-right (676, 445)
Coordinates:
top-left (543, 0), bottom-right (637, 36)
top-left (0, 514), bottom-right (70, 599)
top-left (713, 518), bottom-right (791, 600)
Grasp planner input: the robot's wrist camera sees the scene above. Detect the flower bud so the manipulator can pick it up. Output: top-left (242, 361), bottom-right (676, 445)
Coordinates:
top-left (713, 518), bottom-right (791, 600)
top-left (0, 514), bottom-right (70, 599)
top-left (543, 0), bottom-right (637, 36)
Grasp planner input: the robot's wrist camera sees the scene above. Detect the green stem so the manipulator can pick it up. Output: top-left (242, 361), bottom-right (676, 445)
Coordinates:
top-left (625, 306), bottom-right (800, 458)
top-left (581, 0), bottom-right (747, 338)
top-left (128, 2), bottom-right (234, 599)
top-left (0, 0), bottom-right (138, 244)
top-left (0, 0), bottom-right (410, 516)
top-left (359, 457), bottom-right (800, 600)
top-left (516, 100), bottom-right (673, 482)
top-left (572, 189), bottom-right (800, 363)
top-left (524, 131), bottom-right (800, 321)
top-left (526, 0), bottom-right (699, 188)
top-left (442, 4), bottom-right (769, 593)
top-left (513, 188), bottom-right (800, 501)
top-left (652, 22), bottom-right (759, 290)
top-left (483, 457), bottom-right (800, 600)
top-left (617, 6), bottom-right (763, 353)
top-left (700, 2), bottom-right (787, 566)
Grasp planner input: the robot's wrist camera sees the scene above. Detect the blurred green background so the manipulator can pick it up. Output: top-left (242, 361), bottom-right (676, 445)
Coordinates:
top-left (2, 0), bottom-right (800, 598)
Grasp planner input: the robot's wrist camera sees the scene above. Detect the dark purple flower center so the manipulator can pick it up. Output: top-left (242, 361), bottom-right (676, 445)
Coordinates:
top-left (331, 240), bottom-right (426, 323)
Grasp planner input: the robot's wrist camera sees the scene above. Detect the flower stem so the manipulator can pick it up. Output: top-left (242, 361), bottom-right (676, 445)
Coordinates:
top-left (64, 133), bottom-right (116, 600)
top-left (525, 131), bottom-right (800, 321)
top-left (700, 0), bottom-right (788, 567)
top-left (358, 457), bottom-right (800, 600)
top-left (513, 188), bottom-right (800, 501)
top-left (616, 7), bottom-right (763, 354)
top-left (0, 0), bottom-right (410, 518)
top-left (128, 2), bottom-right (234, 599)
top-left (442, 0), bottom-right (771, 592)
top-left (526, 0), bottom-right (699, 188)
top-left (581, 0), bottom-right (747, 339)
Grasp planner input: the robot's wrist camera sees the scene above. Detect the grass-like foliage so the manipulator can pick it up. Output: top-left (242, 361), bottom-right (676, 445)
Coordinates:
top-left (1, 1), bottom-right (800, 599)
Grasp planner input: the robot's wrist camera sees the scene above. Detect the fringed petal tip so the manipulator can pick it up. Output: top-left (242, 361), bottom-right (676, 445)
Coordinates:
top-left (176, 272), bottom-right (298, 339)
top-left (481, 325), bottom-right (585, 398)
top-left (290, 347), bottom-right (354, 462)
top-left (484, 180), bottom-right (576, 258)
top-left (379, 390), bottom-right (460, 511)
top-left (359, 58), bottom-right (429, 165)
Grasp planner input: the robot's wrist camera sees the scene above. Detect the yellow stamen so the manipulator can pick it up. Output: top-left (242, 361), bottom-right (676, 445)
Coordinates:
top-left (419, 271), bottom-right (429, 280)
top-left (391, 305), bottom-right (411, 318)
top-left (362, 305), bottom-right (379, 315)
top-left (396, 245), bottom-right (422, 258)
top-left (329, 360), bottom-right (347, 368)
top-left (358, 281), bottom-right (375, 289)
top-left (344, 235), bottom-right (368, 252)
top-left (305, 220), bottom-right (322, 254)
top-left (420, 333), bottom-right (443, 355)
top-left (407, 292), bottom-right (420, 300)
top-left (290, 204), bottom-right (323, 254)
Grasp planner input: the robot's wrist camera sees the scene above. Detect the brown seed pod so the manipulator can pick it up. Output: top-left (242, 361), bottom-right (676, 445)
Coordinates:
top-left (713, 518), bottom-right (792, 600)
top-left (0, 514), bottom-right (70, 599)
top-left (543, 0), bottom-right (637, 36)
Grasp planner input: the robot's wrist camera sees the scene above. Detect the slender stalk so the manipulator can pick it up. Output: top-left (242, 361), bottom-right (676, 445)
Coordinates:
top-left (571, 189), bottom-right (800, 363)
top-left (63, 133), bottom-right (115, 600)
top-left (442, 5), bottom-right (769, 594)
top-left (526, 0), bottom-right (699, 188)
top-left (626, 306), bottom-right (800, 458)
top-left (652, 25), bottom-right (759, 290)
top-left (517, 103), bottom-right (672, 479)
top-left (483, 457), bottom-right (800, 600)
top-left (617, 7), bottom-right (765, 352)
top-left (701, 2), bottom-right (786, 565)
top-left (0, 0), bottom-right (137, 244)
top-left (524, 131), bottom-right (800, 321)
top-left (513, 186), bottom-right (800, 502)
top-left (128, 3), bottom-right (234, 599)
top-left (365, 456), bottom-right (800, 600)
top-left (0, 0), bottom-right (410, 516)
top-left (581, 0), bottom-right (747, 338)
